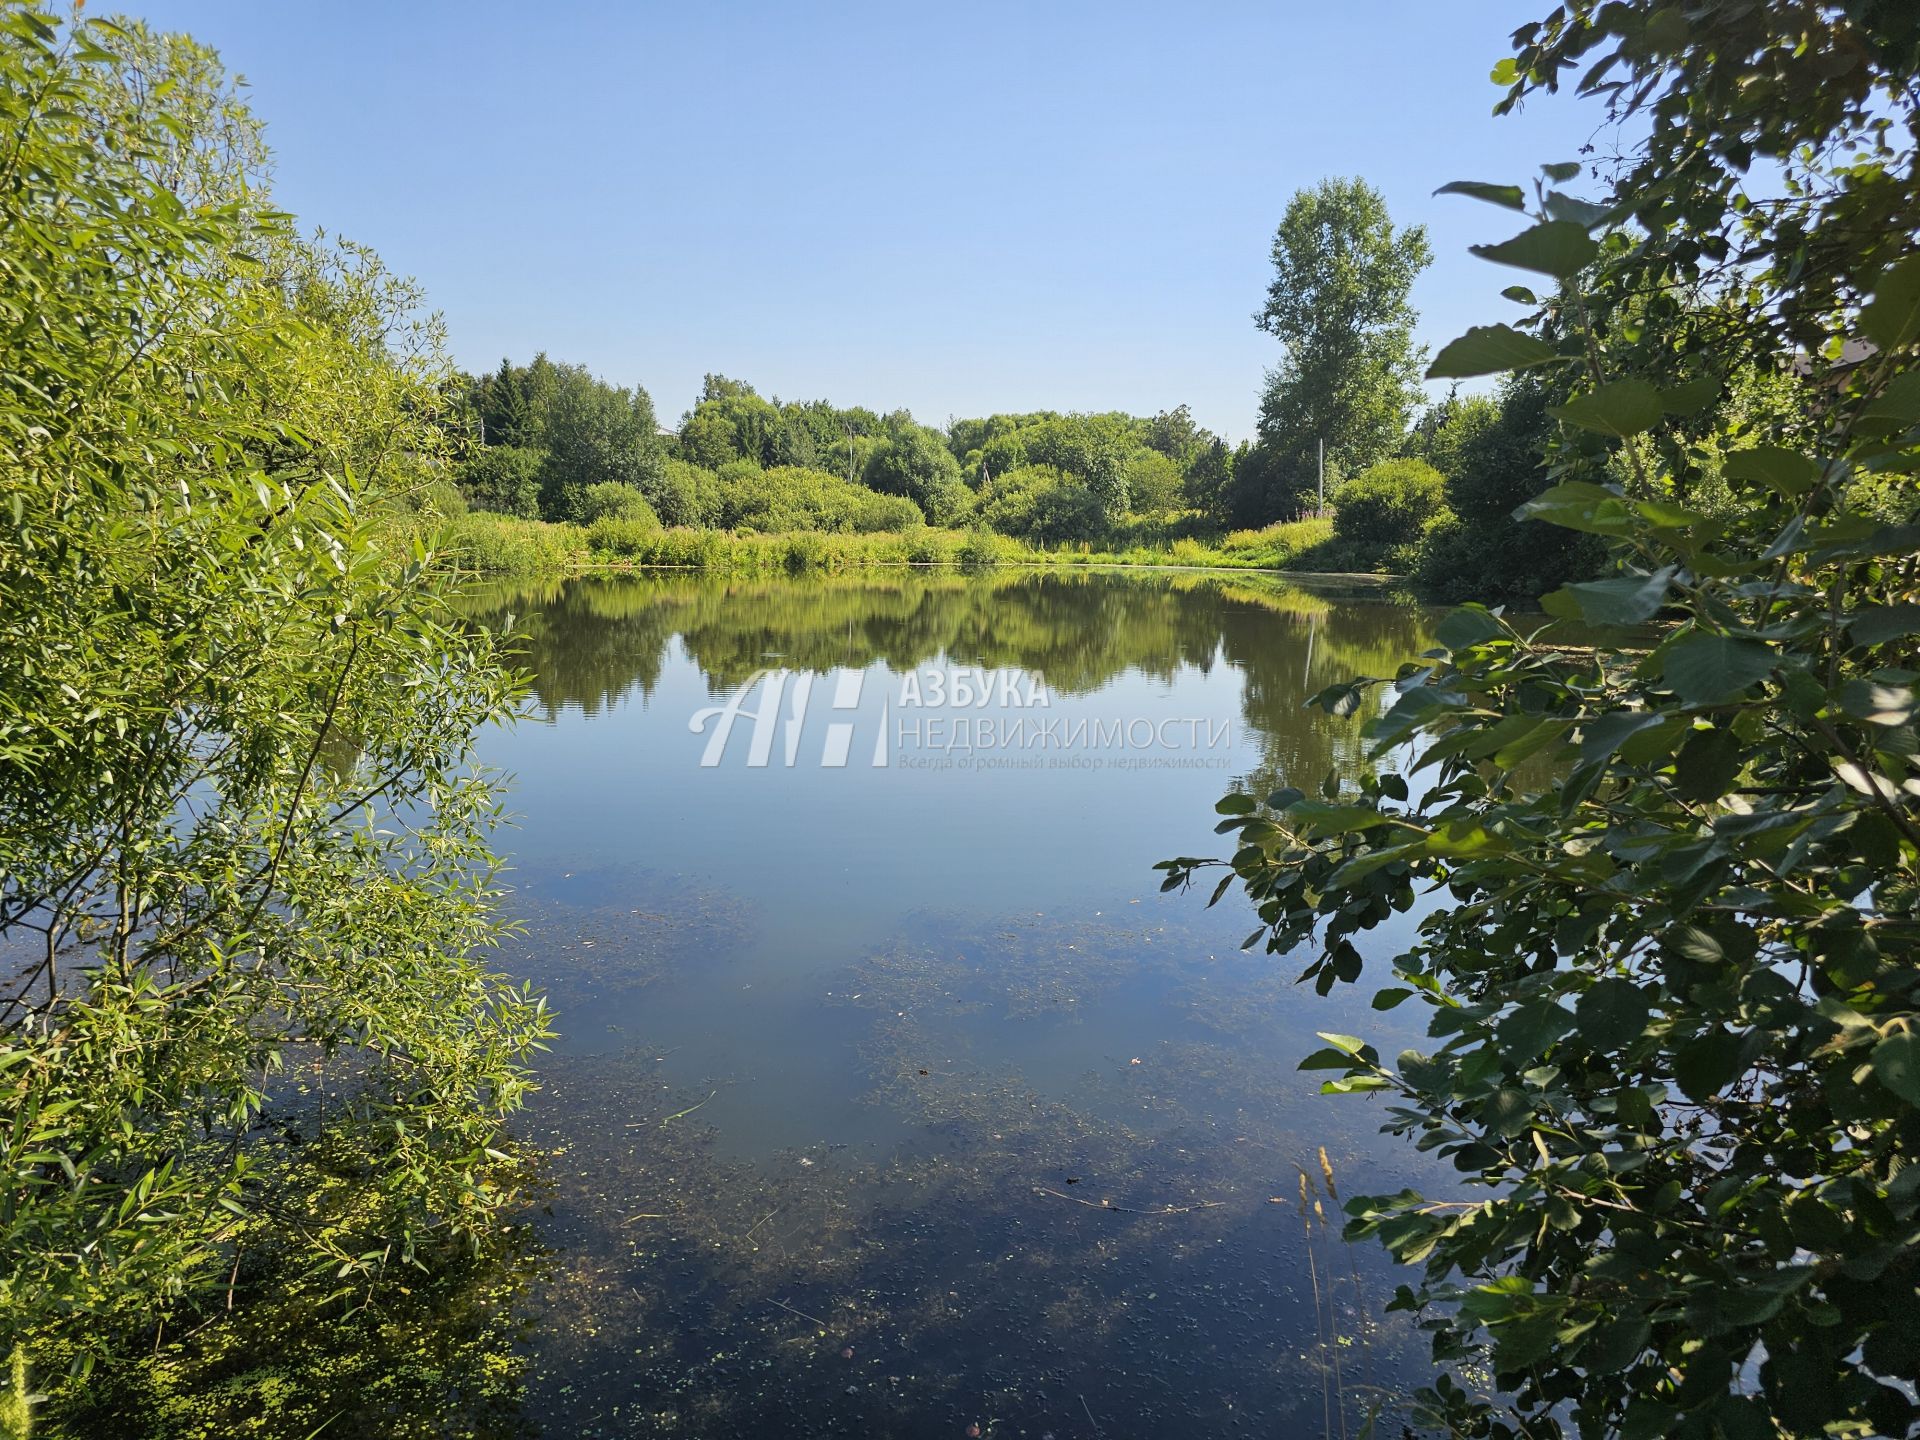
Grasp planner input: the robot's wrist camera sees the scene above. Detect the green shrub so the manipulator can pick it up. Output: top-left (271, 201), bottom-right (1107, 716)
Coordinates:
top-left (715, 463), bottom-right (924, 533)
top-left (409, 477), bottom-right (469, 520)
top-left (956, 530), bottom-right (1008, 569)
top-left (452, 511), bottom-right (1362, 578)
top-left (593, 525), bottom-right (730, 568)
top-left (866, 426), bottom-right (964, 513)
top-left (578, 481), bottom-right (660, 526)
top-left (532, 365), bottom-right (667, 522)
top-left (977, 465), bottom-right (1106, 545)
top-left (1170, 8), bottom-right (1920, 1431)
top-left (856, 530), bottom-right (910, 565)
top-left (1331, 457), bottom-right (1450, 549)
top-left (1214, 517), bottom-right (1336, 568)
top-left (903, 529), bottom-right (953, 565)
top-left (978, 431), bottom-right (1028, 478)
top-left (1106, 509), bottom-right (1211, 549)
top-left (649, 458), bottom-right (723, 528)
top-left (0, 12), bottom-right (549, 1391)
top-left (783, 531), bottom-right (829, 572)
top-left (1411, 509), bottom-right (1599, 601)
top-left (852, 490), bottom-right (927, 533)
top-left (1167, 537), bottom-right (1219, 566)
top-left (920, 477), bottom-right (975, 527)
top-left (1124, 448), bottom-right (1185, 513)
top-left (1406, 375), bottom-right (1604, 602)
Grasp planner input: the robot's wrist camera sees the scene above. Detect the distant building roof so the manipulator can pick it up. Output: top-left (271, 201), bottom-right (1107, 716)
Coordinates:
top-left (1790, 339), bottom-right (1877, 376)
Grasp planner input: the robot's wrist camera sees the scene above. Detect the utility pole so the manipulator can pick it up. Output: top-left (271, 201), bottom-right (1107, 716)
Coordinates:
top-left (1317, 438), bottom-right (1325, 514)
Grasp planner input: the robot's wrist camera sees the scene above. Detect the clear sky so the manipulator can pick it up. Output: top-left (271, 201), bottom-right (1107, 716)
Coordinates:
top-left (123, 1), bottom-right (1616, 440)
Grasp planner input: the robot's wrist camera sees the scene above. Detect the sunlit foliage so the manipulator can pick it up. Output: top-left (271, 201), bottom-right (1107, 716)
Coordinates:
top-left (0, 5), bottom-right (549, 1418)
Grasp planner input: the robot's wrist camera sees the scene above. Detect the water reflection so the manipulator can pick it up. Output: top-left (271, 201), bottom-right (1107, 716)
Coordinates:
top-left (450, 568), bottom-right (1441, 1438)
top-left (460, 568), bottom-right (1425, 800)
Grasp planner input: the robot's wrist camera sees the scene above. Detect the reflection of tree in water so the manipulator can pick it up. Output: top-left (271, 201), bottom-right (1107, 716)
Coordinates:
top-left (1217, 586), bottom-right (1434, 800)
top-left (458, 576), bottom-right (683, 720)
top-left (455, 571), bottom-right (1435, 793)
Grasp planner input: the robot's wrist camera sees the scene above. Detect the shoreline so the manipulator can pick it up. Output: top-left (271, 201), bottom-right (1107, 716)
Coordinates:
top-left (430, 511), bottom-right (1394, 584)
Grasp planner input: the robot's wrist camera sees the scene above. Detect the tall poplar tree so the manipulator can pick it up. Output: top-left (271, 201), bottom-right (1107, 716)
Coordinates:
top-left (1235, 177), bottom-right (1432, 521)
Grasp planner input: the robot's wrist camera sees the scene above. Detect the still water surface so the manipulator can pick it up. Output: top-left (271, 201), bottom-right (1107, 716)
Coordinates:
top-left (462, 568), bottom-right (1445, 1438)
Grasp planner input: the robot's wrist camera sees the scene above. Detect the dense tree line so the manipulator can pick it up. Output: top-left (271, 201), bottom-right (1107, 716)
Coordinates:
top-left (458, 353), bottom-right (666, 521)
top-left (444, 172), bottom-right (1623, 589)
top-left (448, 366), bottom-right (1245, 548)
top-left (448, 191), bottom-right (1839, 608)
top-left (456, 168), bottom-right (1828, 603)
top-left (433, 55), bottom-right (1853, 612)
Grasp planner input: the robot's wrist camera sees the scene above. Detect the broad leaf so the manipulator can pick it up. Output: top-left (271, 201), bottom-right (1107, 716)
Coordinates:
top-left (1285, 800), bottom-right (1385, 837)
top-left (1516, 480), bottom-right (1636, 535)
top-left (1471, 221), bottom-right (1600, 279)
top-left (1723, 446), bottom-right (1818, 496)
top-left (1427, 324), bottom-right (1561, 379)
top-left (1837, 679), bottom-right (1914, 726)
top-left (1482, 1086), bottom-right (1534, 1138)
top-left (1543, 190), bottom-right (1613, 228)
top-left (1550, 380), bottom-right (1666, 438)
top-left (1577, 979), bottom-right (1650, 1054)
top-left (1872, 1033), bottom-right (1920, 1106)
top-left (1661, 633), bottom-right (1777, 704)
top-left (1860, 370), bottom-right (1920, 425)
top-left (1848, 603), bottom-right (1920, 647)
top-left (1434, 179), bottom-right (1526, 211)
top-left (1675, 1028), bottom-right (1749, 1102)
top-left (1434, 606), bottom-right (1504, 651)
top-left (1659, 377), bottom-right (1719, 415)
top-left (1577, 710), bottom-right (1665, 763)
top-left (1552, 567), bottom-right (1674, 625)
top-left (1861, 255), bottom-right (1920, 351)
top-left (1499, 999), bottom-right (1576, 1061)
top-left (1671, 726), bottom-right (1744, 801)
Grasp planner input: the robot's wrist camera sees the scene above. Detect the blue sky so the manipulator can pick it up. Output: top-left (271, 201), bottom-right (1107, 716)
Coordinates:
top-left (126, 2), bottom-right (1616, 439)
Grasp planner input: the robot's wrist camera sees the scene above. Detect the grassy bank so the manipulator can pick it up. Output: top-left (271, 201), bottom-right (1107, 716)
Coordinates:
top-left (439, 511), bottom-right (1350, 579)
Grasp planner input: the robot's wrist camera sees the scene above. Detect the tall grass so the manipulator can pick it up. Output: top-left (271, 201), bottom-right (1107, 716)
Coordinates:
top-left (1297, 1147), bottom-right (1387, 1440)
top-left (443, 513), bottom-right (589, 575)
top-left (443, 512), bottom-right (1355, 579)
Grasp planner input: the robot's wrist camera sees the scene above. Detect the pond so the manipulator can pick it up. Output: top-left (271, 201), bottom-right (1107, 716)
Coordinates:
top-left (459, 566), bottom-right (1449, 1439)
